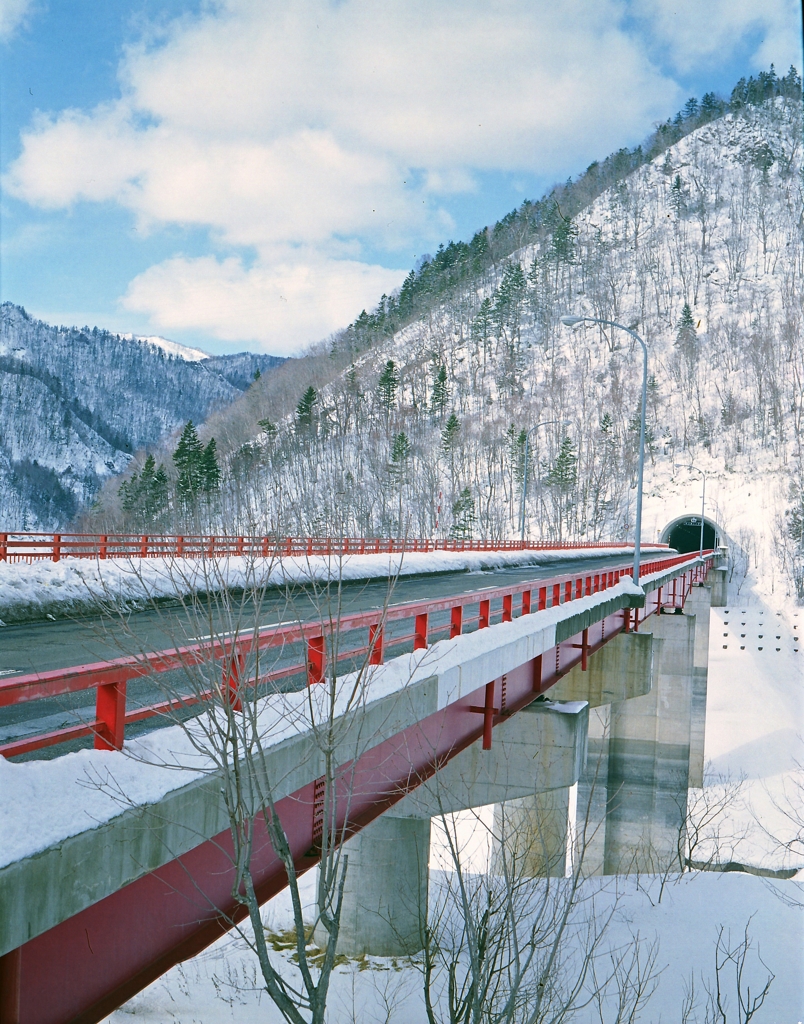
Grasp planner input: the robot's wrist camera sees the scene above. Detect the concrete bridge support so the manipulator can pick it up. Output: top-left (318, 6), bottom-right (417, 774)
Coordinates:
top-left (331, 700), bottom-right (589, 955)
top-left (685, 582), bottom-right (713, 787)
top-left (324, 815), bottom-right (431, 957)
top-left (603, 612), bottom-right (696, 875)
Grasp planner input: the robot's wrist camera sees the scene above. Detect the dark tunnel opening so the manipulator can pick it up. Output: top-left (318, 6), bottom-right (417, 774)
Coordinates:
top-left (665, 518), bottom-right (717, 554)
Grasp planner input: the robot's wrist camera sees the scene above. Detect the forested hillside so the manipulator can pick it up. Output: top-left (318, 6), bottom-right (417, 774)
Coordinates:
top-left (0, 306), bottom-right (284, 528)
top-left (91, 71), bottom-right (803, 591)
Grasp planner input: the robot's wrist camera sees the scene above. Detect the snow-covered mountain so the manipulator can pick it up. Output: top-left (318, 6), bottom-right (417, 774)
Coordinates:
top-left (0, 306), bottom-right (283, 529)
top-left (88, 88), bottom-right (804, 600)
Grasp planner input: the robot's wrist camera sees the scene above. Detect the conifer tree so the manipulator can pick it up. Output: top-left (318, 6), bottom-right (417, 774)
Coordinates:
top-left (377, 360), bottom-right (399, 411)
top-left (296, 386), bottom-right (318, 429)
top-left (450, 488), bottom-right (476, 539)
top-left (431, 364), bottom-right (449, 417)
top-left (201, 438), bottom-right (221, 493)
top-left (675, 303), bottom-right (699, 365)
top-left (173, 421), bottom-right (206, 506)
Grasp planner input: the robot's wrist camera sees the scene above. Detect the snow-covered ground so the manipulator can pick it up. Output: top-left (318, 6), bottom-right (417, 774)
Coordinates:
top-left (100, 571), bottom-right (804, 1023)
top-left (0, 545), bottom-right (659, 624)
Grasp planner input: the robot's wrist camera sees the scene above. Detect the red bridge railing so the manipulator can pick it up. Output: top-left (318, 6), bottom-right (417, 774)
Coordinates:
top-left (0, 532), bottom-right (670, 563)
top-left (0, 552), bottom-right (711, 760)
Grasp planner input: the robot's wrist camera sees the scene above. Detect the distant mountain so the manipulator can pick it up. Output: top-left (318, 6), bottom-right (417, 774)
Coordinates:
top-left (204, 352), bottom-right (287, 391)
top-left (0, 305), bottom-right (281, 529)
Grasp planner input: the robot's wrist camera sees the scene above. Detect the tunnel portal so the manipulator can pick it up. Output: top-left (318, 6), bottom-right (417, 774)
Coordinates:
top-left (660, 515), bottom-right (719, 554)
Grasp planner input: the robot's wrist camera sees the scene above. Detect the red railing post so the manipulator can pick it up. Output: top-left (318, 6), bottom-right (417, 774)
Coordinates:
top-left (479, 599), bottom-right (490, 629)
top-left (414, 613), bottom-right (428, 650)
top-left (94, 679), bottom-right (127, 750)
top-left (564, 581), bottom-right (573, 603)
top-left (225, 650), bottom-right (244, 711)
top-left (0, 533), bottom-right (6, 562)
top-left (537, 586), bottom-right (546, 611)
top-left (52, 534), bottom-right (61, 562)
top-left (450, 605), bottom-right (463, 638)
top-left (522, 590), bottom-right (532, 615)
top-left (140, 535), bottom-right (149, 558)
top-left (369, 623), bottom-right (384, 665)
top-left (236, 536), bottom-right (244, 556)
top-left (502, 594), bottom-right (512, 623)
top-left (307, 636), bottom-right (325, 685)
top-left (482, 680), bottom-right (495, 750)
top-left (261, 536), bottom-right (269, 557)
top-left (99, 535), bottom-right (108, 560)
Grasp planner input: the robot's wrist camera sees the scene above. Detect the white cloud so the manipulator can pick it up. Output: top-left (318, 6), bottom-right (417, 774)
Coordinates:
top-left (630, 0), bottom-right (802, 74)
top-left (6, 0), bottom-right (799, 350)
top-left (121, 252), bottom-right (408, 356)
top-left (0, 0), bottom-right (36, 42)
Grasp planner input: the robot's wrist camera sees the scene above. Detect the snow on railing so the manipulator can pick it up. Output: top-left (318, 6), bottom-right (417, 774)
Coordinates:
top-left (0, 532), bottom-right (670, 563)
top-left (0, 552), bottom-right (712, 760)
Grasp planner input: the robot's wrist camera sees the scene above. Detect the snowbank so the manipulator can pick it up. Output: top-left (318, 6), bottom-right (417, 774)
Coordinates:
top-left (0, 546), bottom-right (652, 624)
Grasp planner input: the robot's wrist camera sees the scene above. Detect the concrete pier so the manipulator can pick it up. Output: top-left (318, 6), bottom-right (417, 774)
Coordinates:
top-left (685, 582), bottom-right (713, 787)
top-left (324, 816), bottom-right (430, 956)
top-left (603, 612), bottom-right (696, 874)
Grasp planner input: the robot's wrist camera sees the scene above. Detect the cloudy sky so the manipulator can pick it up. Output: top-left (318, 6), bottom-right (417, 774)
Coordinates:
top-left (1, 0), bottom-right (801, 356)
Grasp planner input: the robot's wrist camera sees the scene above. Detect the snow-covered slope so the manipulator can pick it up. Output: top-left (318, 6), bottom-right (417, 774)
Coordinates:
top-left (0, 306), bottom-right (243, 529)
top-left (102, 97), bottom-right (800, 601)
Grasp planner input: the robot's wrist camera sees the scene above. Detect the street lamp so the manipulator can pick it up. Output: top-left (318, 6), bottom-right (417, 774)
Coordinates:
top-left (560, 315), bottom-right (649, 586)
top-left (686, 465), bottom-right (707, 556)
top-left (519, 419), bottom-right (570, 541)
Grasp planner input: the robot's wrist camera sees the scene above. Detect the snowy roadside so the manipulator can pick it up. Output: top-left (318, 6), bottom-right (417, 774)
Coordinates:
top-left (0, 546), bottom-right (653, 625)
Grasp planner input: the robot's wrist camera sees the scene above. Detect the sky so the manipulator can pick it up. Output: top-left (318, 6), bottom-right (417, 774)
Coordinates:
top-left (1, 0), bottom-right (802, 357)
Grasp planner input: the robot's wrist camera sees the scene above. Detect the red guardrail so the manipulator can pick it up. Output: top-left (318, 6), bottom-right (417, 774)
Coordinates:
top-left (0, 532), bottom-right (670, 563)
top-left (0, 552), bottom-right (710, 760)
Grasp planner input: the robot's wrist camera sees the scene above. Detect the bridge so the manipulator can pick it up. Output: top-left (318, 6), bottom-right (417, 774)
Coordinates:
top-left (0, 535), bottom-right (726, 1024)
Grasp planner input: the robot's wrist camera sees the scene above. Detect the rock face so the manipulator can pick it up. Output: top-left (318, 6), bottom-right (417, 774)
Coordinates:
top-left (0, 305), bottom-right (259, 528)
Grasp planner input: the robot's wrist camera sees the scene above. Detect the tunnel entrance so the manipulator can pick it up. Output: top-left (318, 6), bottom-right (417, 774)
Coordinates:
top-left (661, 516), bottom-right (718, 554)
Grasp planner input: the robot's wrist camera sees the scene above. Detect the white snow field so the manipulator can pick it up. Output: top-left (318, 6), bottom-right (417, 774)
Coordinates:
top-left (97, 571), bottom-right (803, 1023)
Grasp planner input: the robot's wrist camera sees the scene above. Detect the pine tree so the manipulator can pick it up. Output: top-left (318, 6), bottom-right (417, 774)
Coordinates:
top-left (431, 364), bottom-right (449, 417)
top-left (173, 421), bottom-right (205, 506)
top-left (201, 438), bottom-right (221, 493)
top-left (296, 386), bottom-right (318, 429)
top-left (388, 432), bottom-right (412, 480)
top-left (377, 360), bottom-right (399, 411)
top-left (253, 368), bottom-right (261, 381)
top-left (440, 413), bottom-right (461, 456)
top-left (450, 488), bottom-right (476, 539)
top-left (670, 175), bottom-right (687, 216)
top-left (675, 302), bottom-right (698, 364)
top-left (545, 436), bottom-right (578, 491)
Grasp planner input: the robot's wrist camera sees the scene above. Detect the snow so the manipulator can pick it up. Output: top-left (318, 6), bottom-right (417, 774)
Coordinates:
top-left (0, 546), bottom-right (658, 624)
top-left (122, 333), bottom-right (210, 363)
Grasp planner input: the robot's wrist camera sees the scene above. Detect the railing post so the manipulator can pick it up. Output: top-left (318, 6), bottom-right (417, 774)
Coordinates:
top-left (307, 635), bottom-right (325, 685)
top-left (369, 623), bottom-right (384, 665)
top-left (502, 594), bottom-right (512, 623)
top-left (538, 586), bottom-right (547, 611)
top-left (479, 599), bottom-right (490, 629)
top-left (236, 536), bottom-right (244, 556)
top-left (52, 533), bottom-right (61, 562)
top-left (140, 535), bottom-right (149, 558)
top-left (564, 581), bottom-right (572, 603)
top-left (414, 613), bottom-right (428, 650)
top-left (450, 605), bottom-right (463, 638)
top-left (225, 650), bottom-right (244, 711)
top-left (482, 680), bottom-right (495, 750)
top-left (0, 533), bottom-right (8, 562)
top-left (552, 583), bottom-right (560, 607)
top-left (99, 535), bottom-right (108, 560)
top-left (522, 590), bottom-right (532, 615)
top-left (581, 627), bottom-right (589, 671)
top-left (94, 679), bottom-right (127, 750)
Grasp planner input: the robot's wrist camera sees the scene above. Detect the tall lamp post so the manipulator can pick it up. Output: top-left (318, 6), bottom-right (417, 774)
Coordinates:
top-left (519, 419), bottom-right (568, 542)
top-left (560, 315), bottom-right (649, 586)
top-left (686, 465), bottom-right (707, 555)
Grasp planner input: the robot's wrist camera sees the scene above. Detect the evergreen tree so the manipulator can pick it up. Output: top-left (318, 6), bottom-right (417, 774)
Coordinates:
top-left (670, 175), bottom-right (687, 216)
top-left (253, 368), bottom-right (261, 381)
top-left (545, 436), bottom-right (578, 491)
top-left (377, 360), bottom-right (399, 411)
top-left (450, 488), bottom-right (476, 539)
top-left (431, 364), bottom-right (449, 417)
top-left (388, 431), bottom-right (412, 480)
top-left (440, 413), bottom-right (461, 456)
top-left (201, 438), bottom-right (221, 493)
top-left (296, 386), bottom-right (318, 429)
top-left (173, 421), bottom-right (205, 506)
top-left (675, 303), bottom-right (699, 364)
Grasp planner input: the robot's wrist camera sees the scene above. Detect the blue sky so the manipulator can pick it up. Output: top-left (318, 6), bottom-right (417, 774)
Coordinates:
top-left (1, 0), bottom-right (801, 356)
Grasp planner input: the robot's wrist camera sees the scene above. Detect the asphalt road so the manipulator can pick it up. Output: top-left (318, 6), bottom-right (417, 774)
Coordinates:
top-left (0, 554), bottom-right (634, 757)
